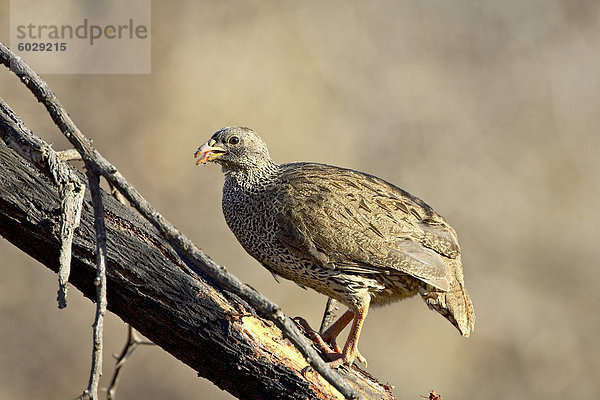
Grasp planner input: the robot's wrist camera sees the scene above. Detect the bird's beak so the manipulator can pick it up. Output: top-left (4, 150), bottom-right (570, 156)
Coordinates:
top-left (194, 139), bottom-right (226, 165)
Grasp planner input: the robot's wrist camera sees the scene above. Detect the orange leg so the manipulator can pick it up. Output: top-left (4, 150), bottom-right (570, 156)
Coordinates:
top-left (321, 309), bottom-right (354, 352)
top-left (294, 300), bottom-right (370, 367)
top-left (327, 302), bottom-right (370, 368)
top-left (336, 304), bottom-right (369, 367)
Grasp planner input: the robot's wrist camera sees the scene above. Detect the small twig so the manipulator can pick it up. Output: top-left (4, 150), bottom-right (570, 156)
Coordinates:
top-left (106, 325), bottom-right (154, 400)
top-left (0, 42), bottom-right (359, 400)
top-left (78, 168), bottom-right (108, 400)
top-left (319, 297), bottom-right (339, 333)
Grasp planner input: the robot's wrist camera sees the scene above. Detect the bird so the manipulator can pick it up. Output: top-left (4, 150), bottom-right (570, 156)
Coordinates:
top-left (194, 126), bottom-right (474, 368)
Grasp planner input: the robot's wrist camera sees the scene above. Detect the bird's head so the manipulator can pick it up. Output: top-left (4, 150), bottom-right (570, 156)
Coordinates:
top-left (194, 126), bottom-right (272, 172)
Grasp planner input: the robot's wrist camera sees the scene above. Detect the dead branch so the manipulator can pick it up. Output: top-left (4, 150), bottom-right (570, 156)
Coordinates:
top-left (80, 168), bottom-right (109, 400)
top-left (107, 326), bottom-right (154, 400)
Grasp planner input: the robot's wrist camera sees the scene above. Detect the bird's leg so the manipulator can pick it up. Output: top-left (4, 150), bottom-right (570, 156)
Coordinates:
top-left (327, 302), bottom-right (370, 368)
top-left (293, 310), bottom-right (368, 367)
top-left (321, 309), bottom-right (355, 353)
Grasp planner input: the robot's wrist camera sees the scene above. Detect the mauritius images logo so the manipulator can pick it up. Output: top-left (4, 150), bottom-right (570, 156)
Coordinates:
top-left (10, 0), bottom-right (151, 74)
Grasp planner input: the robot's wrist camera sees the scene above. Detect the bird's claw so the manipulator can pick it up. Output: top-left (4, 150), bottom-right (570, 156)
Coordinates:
top-left (292, 316), bottom-right (367, 368)
top-left (356, 351), bottom-right (368, 368)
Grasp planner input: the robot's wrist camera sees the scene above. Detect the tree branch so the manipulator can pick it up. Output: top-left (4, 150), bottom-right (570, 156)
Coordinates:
top-left (107, 325), bottom-right (154, 400)
top-left (81, 168), bottom-right (108, 400)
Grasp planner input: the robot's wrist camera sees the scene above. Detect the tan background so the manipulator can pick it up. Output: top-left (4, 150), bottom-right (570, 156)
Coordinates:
top-left (1, 1), bottom-right (599, 399)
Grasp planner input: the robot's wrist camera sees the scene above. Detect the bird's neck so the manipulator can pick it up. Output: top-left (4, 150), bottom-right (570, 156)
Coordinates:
top-left (222, 159), bottom-right (279, 191)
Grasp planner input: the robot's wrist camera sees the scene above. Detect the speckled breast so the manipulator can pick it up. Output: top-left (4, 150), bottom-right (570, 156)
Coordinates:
top-left (221, 181), bottom-right (327, 288)
top-left (220, 178), bottom-right (411, 308)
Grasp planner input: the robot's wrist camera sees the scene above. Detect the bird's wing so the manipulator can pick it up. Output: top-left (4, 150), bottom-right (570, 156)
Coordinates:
top-left (275, 163), bottom-right (460, 291)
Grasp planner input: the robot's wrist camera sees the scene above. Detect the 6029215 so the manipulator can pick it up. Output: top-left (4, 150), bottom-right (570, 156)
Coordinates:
top-left (17, 42), bottom-right (67, 51)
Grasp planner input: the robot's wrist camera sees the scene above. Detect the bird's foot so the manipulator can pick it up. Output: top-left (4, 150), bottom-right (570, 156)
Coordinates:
top-left (292, 317), bottom-right (367, 368)
top-left (293, 317), bottom-right (336, 354)
top-left (324, 348), bottom-right (368, 369)
top-left (321, 334), bottom-right (367, 367)
top-left (355, 351), bottom-right (368, 367)
top-left (321, 333), bottom-right (342, 353)
top-left (293, 317), bottom-right (343, 360)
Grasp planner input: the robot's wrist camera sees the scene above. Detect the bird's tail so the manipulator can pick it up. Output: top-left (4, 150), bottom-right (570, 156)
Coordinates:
top-left (420, 256), bottom-right (475, 336)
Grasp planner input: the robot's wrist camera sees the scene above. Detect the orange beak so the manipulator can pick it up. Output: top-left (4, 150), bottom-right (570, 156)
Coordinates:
top-left (194, 140), bottom-right (226, 165)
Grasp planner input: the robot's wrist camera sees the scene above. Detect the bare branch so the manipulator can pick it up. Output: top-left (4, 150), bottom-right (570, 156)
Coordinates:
top-left (0, 42), bottom-right (359, 399)
top-left (81, 168), bottom-right (108, 400)
top-left (107, 325), bottom-right (153, 400)
top-left (320, 298), bottom-right (340, 333)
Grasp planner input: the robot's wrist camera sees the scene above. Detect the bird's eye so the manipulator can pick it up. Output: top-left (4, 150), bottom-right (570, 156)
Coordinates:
top-left (228, 136), bottom-right (240, 145)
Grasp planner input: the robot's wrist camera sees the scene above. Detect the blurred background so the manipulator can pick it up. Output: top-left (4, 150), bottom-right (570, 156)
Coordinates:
top-left (1, 1), bottom-right (599, 399)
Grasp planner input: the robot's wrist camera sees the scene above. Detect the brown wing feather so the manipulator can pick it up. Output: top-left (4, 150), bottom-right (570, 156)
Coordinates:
top-left (275, 163), bottom-right (460, 291)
